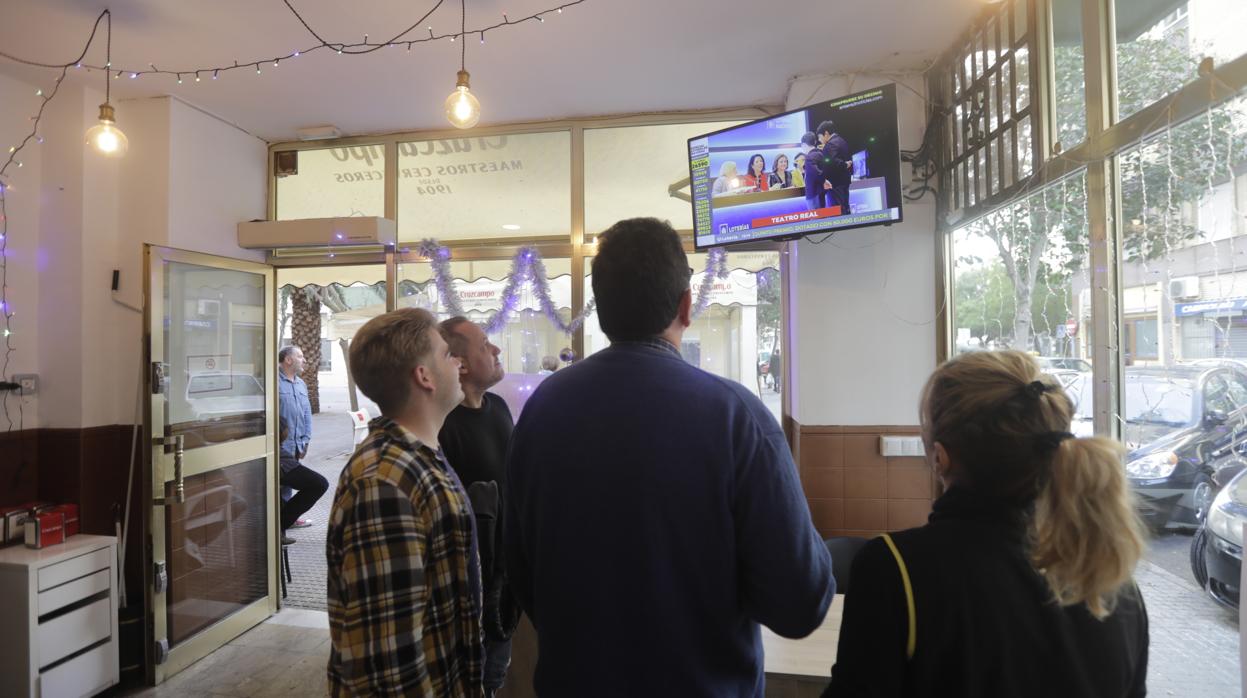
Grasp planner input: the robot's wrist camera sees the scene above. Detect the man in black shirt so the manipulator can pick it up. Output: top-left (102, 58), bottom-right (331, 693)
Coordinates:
top-left (438, 316), bottom-right (517, 696)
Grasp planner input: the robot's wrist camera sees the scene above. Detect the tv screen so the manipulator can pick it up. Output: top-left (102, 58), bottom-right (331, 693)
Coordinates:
top-left (688, 83), bottom-right (903, 249)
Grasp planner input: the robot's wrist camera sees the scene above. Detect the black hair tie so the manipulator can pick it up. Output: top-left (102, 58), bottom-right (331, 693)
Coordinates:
top-left (1022, 380), bottom-right (1048, 400)
top-left (1035, 431), bottom-right (1076, 453)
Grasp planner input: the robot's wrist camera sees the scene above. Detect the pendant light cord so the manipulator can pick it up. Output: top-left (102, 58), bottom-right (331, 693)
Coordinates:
top-left (105, 10), bottom-right (112, 104)
top-left (460, 0), bottom-right (466, 71)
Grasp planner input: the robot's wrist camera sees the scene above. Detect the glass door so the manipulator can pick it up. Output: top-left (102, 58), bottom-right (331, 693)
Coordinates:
top-left (144, 245), bottom-right (277, 683)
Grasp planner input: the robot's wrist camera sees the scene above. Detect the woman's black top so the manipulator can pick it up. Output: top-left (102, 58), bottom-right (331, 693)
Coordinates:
top-left (824, 486), bottom-right (1149, 698)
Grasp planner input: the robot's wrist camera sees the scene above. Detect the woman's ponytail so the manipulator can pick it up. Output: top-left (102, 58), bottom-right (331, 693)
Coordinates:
top-left (1030, 436), bottom-right (1146, 618)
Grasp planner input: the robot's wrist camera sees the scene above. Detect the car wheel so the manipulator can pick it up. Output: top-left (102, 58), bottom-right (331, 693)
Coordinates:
top-left (1192, 474), bottom-right (1216, 525)
top-left (1190, 525), bottom-right (1210, 589)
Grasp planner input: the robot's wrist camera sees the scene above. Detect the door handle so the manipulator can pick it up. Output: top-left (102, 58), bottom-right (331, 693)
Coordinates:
top-left (152, 435), bottom-right (185, 505)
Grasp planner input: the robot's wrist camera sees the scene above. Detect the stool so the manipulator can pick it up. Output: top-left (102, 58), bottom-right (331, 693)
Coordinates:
top-left (281, 540), bottom-right (293, 598)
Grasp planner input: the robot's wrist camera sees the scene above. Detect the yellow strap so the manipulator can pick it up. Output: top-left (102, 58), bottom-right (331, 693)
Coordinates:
top-left (880, 533), bottom-right (916, 660)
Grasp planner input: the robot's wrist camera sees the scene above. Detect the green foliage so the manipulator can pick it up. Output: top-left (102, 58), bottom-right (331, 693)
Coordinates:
top-left (957, 18), bottom-right (1245, 351)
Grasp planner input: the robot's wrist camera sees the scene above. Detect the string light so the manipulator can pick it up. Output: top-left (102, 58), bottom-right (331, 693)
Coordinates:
top-left (0, 1), bottom-right (583, 84)
top-left (0, 2), bottom-right (584, 430)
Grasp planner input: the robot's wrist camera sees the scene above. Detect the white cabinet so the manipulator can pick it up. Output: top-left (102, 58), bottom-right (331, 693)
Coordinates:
top-left (0, 535), bottom-right (119, 698)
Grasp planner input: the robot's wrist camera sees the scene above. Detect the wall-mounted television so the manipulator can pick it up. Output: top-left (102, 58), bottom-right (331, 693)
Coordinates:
top-left (688, 83), bottom-right (903, 249)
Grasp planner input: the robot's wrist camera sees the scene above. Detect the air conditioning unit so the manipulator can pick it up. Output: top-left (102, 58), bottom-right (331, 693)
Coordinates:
top-left (197, 299), bottom-right (220, 317)
top-left (237, 217), bottom-right (396, 249)
top-left (1169, 276), bottom-right (1200, 300)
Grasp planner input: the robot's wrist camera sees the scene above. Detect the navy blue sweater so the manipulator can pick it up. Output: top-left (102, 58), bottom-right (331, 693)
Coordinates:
top-left (505, 341), bottom-right (834, 696)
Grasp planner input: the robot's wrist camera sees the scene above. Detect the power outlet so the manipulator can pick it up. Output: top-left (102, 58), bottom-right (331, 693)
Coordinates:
top-left (13, 374), bottom-right (37, 396)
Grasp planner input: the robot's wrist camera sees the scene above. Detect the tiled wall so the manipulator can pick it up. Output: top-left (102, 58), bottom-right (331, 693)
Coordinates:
top-left (797, 425), bottom-right (939, 539)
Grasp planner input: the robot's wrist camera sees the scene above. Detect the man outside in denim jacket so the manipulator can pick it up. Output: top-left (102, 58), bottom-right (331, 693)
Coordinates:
top-left (278, 345), bottom-right (327, 541)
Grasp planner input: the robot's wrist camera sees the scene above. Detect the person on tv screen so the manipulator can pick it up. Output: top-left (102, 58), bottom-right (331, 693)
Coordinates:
top-left (768, 154), bottom-right (792, 189)
top-left (712, 160), bottom-right (745, 198)
top-left (816, 120), bottom-right (854, 215)
top-left (741, 154), bottom-right (770, 193)
top-left (792, 152), bottom-right (806, 189)
top-left (801, 132), bottom-right (826, 211)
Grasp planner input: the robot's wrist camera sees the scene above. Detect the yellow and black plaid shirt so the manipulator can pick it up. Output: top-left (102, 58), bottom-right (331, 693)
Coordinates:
top-left (327, 416), bottom-right (484, 697)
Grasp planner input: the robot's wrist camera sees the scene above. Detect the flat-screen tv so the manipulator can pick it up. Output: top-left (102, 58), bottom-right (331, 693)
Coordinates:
top-left (688, 83), bottom-right (903, 249)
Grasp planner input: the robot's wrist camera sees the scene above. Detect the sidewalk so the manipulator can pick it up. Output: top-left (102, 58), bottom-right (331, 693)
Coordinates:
top-left (279, 399), bottom-right (364, 611)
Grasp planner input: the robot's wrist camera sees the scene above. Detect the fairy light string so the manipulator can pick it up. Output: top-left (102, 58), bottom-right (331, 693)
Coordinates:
top-left (0, 1), bottom-right (587, 81)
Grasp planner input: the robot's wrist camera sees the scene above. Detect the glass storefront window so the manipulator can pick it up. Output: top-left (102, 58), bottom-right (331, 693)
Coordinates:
top-left (1116, 0), bottom-right (1247, 122)
top-left (583, 121), bottom-right (743, 235)
top-left (1115, 95), bottom-right (1247, 536)
top-left (397, 256), bottom-right (574, 417)
top-left (275, 146), bottom-right (386, 220)
top-left (582, 250), bottom-right (783, 422)
top-left (397, 132), bottom-right (571, 241)
top-left (952, 171), bottom-right (1091, 368)
top-left (1051, 0), bottom-right (1087, 149)
top-left (277, 265), bottom-right (387, 413)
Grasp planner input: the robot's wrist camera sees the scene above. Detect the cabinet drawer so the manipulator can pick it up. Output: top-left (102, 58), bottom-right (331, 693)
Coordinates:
top-left (38, 597), bottom-right (111, 668)
top-left (38, 569), bottom-right (111, 616)
top-left (39, 639), bottom-right (117, 698)
top-left (38, 547), bottom-right (112, 592)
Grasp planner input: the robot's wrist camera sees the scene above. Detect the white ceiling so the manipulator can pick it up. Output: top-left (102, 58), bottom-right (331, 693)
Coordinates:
top-left (0, 0), bottom-right (985, 142)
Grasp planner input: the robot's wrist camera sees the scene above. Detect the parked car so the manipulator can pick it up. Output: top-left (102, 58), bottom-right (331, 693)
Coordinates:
top-left (1190, 465), bottom-right (1247, 609)
top-left (1036, 356), bottom-right (1093, 373)
top-left (1063, 365), bottom-right (1247, 529)
top-left (184, 372), bottom-right (265, 421)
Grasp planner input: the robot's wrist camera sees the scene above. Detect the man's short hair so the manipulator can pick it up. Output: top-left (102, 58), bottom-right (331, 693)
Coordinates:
top-left (541, 355), bottom-right (558, 371)
top-left (349, 308), bottom-right (438, 415)
top-left (815, 120), bottom-right (836, 137)
top-left (591, 218), bottom-right (690, 342)
top-left (439, 316), bottom-right (474, 358)
top-left (800, 131), bottom-right (818, 147)
top-left (279, 345), bottom-right (298, 363)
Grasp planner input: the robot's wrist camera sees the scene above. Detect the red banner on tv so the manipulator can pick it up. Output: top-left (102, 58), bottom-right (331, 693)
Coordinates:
top-left (750, 206), bottom-right (842, 229)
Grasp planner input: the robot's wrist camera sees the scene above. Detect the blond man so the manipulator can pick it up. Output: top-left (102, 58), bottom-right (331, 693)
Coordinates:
top-left (326, 307), bottom-right (484, 696)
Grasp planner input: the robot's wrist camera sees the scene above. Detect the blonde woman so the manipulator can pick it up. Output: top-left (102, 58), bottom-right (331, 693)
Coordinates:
top-left (825, 350), bottom-right (1148, 698)
top-left (711, 160), bottom-right (743, 197)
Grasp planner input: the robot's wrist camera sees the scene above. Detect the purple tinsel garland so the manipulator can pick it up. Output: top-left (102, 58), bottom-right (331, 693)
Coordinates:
top-left (421, 241), bottom-right (726, 335)
top-left (418, 238), bottom-right (464, 316)
top-left (691, 247), bottom-right (729, 318)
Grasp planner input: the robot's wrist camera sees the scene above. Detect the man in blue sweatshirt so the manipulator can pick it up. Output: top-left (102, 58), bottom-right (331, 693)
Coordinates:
top-left (504, 217), bottom-right (835, 696)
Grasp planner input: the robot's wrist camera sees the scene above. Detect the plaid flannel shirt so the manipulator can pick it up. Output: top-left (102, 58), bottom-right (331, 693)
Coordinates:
top-left (327, 416), bottom-right (484, 697)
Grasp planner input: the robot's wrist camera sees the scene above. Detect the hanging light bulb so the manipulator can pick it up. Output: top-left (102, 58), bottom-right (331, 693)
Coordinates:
top-left (85, 103), bottom-right (129, 157)
top-left (445, 0), bottom-right (480, 129)
top-left (85, 11), bottom-right (127, 157)
top-left (444, 70), bottom-right (481, 129)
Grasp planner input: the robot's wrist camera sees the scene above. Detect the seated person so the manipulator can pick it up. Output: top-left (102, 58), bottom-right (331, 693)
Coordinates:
top-left (792, 153), bottom-right (806, 189)
top-left (278, 417), bottom-right (329, 544)
top-left (711, 160), bottom-right (746, 197)
top-left (740, 153), bottom-right (770, 192)
top-left (825, 350), bottom-right (1148, 697)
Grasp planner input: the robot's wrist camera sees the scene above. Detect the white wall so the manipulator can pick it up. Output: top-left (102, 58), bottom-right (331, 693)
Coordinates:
top-left (0, 76), bottom-right (268, 430)
top-left (34, 78), bottom-right (87, 428)
top-left (787, 73), bottom-right (938, 426)
top-left (167, 99), bottom-right (266, 262)
top-left (0, 71), bottom-right (44, 429)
